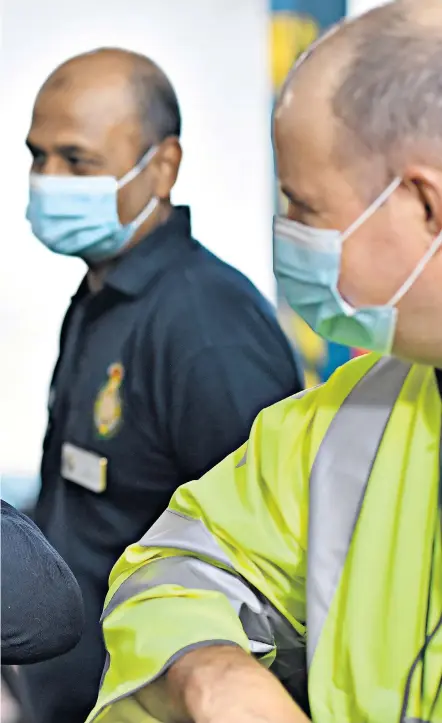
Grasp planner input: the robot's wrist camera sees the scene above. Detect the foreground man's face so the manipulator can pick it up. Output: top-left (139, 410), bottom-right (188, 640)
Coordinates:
top-left (277, 67), bottom-right (442, 337)
top-left (273, 47), bottom-right (442, 365)
top-left (274, 73), bottom-right (415, 309)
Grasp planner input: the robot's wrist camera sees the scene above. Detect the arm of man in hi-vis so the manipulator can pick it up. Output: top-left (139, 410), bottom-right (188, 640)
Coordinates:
top-left (86, 389), bottom-right (320, 723)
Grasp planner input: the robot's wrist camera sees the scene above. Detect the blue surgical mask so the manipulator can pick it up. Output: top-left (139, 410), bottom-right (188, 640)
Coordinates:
top-left (274, 177), bottom-right (442, 353)
top-left (26, 146), bottom-right (158, 262)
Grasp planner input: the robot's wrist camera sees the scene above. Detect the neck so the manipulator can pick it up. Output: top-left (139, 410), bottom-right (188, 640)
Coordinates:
top-left (86, 200), bottom-right (173, 293)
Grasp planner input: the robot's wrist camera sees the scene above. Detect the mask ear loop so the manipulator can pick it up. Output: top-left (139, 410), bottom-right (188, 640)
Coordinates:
top-left (131, 196), bottom-right (159, 229)
top-left (387, 230), bottom-right (442, 307)
top-left (118, 145), bottom-right (158, 189)
top-left (116, 146), bottom-right (160, 234)
top-left (337, 175), bottom-right (442, 309)
top-left (117, 145), bottom-right (160, 232)
top-left (332, 177), bottom-right (402, 319)
top-left (341, 177), bottom-right (402, 243)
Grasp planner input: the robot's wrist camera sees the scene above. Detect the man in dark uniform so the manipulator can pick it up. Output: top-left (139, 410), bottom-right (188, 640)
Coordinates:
top-left (17, 48), bottom-right (303, 723)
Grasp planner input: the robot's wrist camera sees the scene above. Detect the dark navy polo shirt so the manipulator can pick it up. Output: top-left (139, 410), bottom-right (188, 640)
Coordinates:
top-left (20, 206), bottom-right (302, 723)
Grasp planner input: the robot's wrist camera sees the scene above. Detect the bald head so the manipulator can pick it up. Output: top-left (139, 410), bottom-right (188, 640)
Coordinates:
top-left (277, 0), bottom-right (442, 187)
top-left (27, 48), bottom-right (183, 249)
top-left (40, 48), bottom-right (181, 150)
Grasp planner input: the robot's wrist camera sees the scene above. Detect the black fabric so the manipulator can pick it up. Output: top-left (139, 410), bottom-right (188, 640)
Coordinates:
top-left (436, 368), bottom-right (442, 398)
top-left (19, 206), bottom-right (303, 723)
top-left (0, 501), bottom-right (84, 665)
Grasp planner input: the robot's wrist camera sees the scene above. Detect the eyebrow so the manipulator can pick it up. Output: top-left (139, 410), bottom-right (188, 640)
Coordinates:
top-left (280, 185), bottom-right (318, 215)
top-left (26, 138), bottom-right (99, 159)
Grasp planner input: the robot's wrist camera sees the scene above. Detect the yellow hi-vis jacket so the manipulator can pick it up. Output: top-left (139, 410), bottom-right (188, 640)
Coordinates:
top-left (87, 354), bottom-right (442, 723)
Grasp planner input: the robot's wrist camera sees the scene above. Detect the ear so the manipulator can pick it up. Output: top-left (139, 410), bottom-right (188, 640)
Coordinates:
top-left (153, 138), bottom-right (182, 200)
top-left (403, 165), bottom-right (442, 237)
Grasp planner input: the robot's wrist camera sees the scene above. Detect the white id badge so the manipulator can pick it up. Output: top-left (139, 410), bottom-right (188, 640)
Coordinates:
top-left (61, 443), bottom-right (107, 493)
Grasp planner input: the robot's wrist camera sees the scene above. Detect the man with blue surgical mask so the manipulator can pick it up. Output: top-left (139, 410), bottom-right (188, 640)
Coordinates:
top-left (84, 4), bottom-right (442, 723)
top-left (15, 48), bottom-right (303, 723)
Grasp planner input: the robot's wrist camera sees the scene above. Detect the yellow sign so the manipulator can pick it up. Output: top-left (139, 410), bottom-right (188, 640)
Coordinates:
top-left (271, 12), bottom-right (319, 90)
top-left (94, 363), bottom-right (124, 438)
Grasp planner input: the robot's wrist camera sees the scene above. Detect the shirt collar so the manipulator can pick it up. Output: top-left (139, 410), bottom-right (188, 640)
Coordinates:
top-left (104, 205), bottom-right (194, 297)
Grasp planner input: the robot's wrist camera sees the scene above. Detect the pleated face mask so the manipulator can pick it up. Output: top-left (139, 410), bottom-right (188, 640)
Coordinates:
top-left (26, 146), bottom-right (158, 263)
top-left (274, 177), bottom-right (442, 353)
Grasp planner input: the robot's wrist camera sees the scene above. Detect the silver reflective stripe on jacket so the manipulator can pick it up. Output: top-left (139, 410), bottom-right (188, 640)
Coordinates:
top-left (138, 509), bottom-right (233, 567)
top-left (306, 356), bottom-right (411, 667)
top-left (102, 554), bottom-right (274, 654)
top-left (102, 511), bottom-right (302, 660)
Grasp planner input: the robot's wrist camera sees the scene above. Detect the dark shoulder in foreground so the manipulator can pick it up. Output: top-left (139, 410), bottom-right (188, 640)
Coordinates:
top-left (1, 500), bottom-right (84, 664)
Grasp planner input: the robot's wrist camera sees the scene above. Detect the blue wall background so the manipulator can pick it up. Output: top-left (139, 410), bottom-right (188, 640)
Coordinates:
top-left (271, 0), bottom-right (346, 27)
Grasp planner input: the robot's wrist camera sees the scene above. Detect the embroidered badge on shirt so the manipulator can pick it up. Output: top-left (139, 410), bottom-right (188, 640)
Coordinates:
top-left (94, 363), bottom-right (124, 438)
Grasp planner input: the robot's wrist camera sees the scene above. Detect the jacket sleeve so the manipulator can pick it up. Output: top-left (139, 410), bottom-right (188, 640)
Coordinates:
top-left (88, 388), bottom-right (320, 722)
top-left (1, 501), bottom-right (84, 664)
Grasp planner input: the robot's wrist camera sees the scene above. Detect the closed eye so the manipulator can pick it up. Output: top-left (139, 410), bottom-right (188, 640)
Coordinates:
top-left (25, 139), bottom-right (102, 174)
top-left (281, 185), bottom-right (318, 216)
top-left (26, 140), bottom-right (45, 162)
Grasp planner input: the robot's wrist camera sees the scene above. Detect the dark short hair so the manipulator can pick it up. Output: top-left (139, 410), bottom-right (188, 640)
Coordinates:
top-left (43, 48), bottom-right (182, 150)
top-left (131, 62), bottom-right (182, 147)
top-left (331, 2), bottom-right (442, 177)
